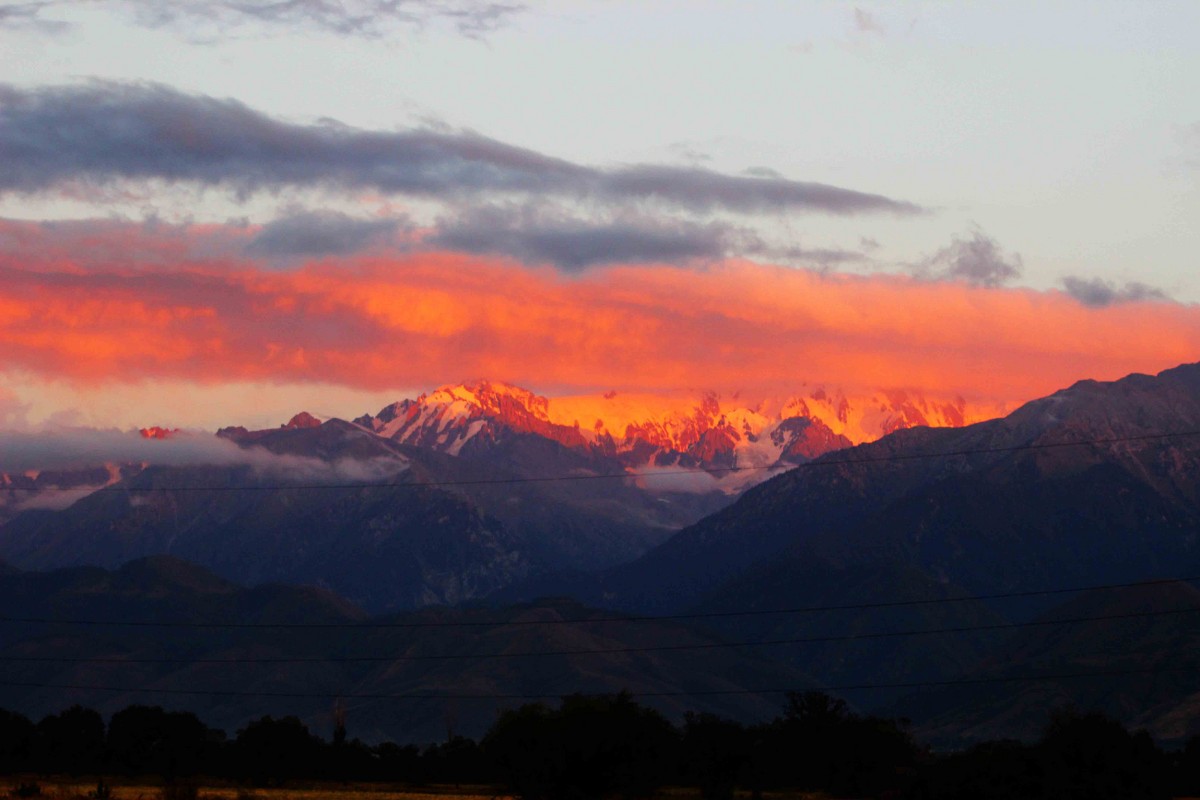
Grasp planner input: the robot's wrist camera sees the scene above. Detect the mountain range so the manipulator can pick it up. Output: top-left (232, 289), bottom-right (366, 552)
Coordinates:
top-left (3, 366), bottom-right (1200, 743)
top-left (0, 380), bottom-right (995, 609)
top-left (497, 363), bottom-right (1200, 736)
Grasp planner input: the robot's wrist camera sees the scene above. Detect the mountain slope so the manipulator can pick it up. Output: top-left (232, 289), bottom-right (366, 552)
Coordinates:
top-left (896, 580), bottom-right (1200, 744)
top-left (0, 457), bottom-right (528, 611)
top-left (0, 558), bottom-right (816, 744)
top-left (588, 363), bottom-right (1200, 616)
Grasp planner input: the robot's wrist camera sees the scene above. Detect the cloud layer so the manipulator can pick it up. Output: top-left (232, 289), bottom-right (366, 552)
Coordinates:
top-left (0, 83), bottom-right (922, 216)
top-left (1061, 275), bottom-right (1169, 307)
top-left (0, 218), bottom-right (1196, 407)
top-left (915, 229), bottom-right (1023, 287)
top-left (429, 207), bottom-right (748, 270)
top-left (3, 0), bottom-right (526, 38)
top-left (0, 427), bottom-right (408, 477)
top-left (247, 210), bottom-right (408, 257)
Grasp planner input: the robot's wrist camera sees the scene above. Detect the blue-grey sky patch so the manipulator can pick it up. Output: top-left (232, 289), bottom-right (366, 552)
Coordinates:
top-left (1061, 276), bottom-right (1169, 307)
top-left (0, 83), bottom-right (924, 218)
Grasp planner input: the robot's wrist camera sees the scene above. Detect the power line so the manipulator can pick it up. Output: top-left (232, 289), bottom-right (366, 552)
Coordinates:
top-left (2, 574), bottom-right (1196, 630)
top-left (2, 606), bottom-right (1198, 665)
top-left (3, 661), bottom-right (1197, 702)
top-left (5, 428), bottom-right (1200, 494)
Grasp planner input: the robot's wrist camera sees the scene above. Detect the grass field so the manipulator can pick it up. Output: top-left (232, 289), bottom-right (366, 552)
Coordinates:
top-left (2, 779), bottom-right (834, 800)
top-left (4, 780), bottom-right (512, 800)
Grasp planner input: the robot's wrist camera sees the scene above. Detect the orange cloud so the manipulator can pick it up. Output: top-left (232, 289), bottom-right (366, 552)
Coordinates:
top-left (0, 228), bottom-right (1197, 411)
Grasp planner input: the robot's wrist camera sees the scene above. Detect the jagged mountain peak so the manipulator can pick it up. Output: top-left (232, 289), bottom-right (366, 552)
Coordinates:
top-left (426, 380), bottom-right (552, 417)
top-left (138, 426), bottom-right (179, 439)
top-left (284, 411), bottom-right (322, 429)
top-left (344, 379), bottom-right (1012, 489)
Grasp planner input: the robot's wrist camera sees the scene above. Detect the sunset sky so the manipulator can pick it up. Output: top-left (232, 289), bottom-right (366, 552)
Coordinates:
top-left (1, 1), bottom-right (1198, 431)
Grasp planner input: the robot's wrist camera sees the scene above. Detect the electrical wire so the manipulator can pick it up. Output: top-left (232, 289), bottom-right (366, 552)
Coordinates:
top-left (3, 661), bottom-right (1197, 702)
top-left (1, 606), bottom-right (1198, 665)
top-left (2, 574), bottom-right (1196, 630)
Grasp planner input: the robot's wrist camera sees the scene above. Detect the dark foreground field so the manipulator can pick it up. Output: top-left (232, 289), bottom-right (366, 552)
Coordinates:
top-left (4, 780), bottom-right (506, 800)
top-left (0, 780), bottom-right (837, 800)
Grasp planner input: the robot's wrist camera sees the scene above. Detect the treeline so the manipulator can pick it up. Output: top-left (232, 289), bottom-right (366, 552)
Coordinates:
top-left (1, 693), bottom-right (1198, 799)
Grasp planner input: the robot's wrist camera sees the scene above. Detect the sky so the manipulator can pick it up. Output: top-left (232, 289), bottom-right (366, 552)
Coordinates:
top-left (1, 0), bottom-right (1198, 431)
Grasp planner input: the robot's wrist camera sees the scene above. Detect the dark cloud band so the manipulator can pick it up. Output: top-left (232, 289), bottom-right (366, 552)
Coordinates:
top-left (1, 0), bottom-right (526, 38)
top-left (429, 207), bottom-right (740, 270)
top-left (1061, 276), bottom-right (1169, 307)
top-left (0, 83), bottom-right (923, 217)
top-left (914, 229), bottom-right (1022, 287)
top-left (246, 210), bottom-right (407, 258)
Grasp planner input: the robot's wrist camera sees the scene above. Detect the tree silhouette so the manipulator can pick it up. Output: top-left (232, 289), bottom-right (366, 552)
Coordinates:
top-left (681, 712), bottom-right (747, 800)
top-left (1038, 708), bottom-right (1167, 800)
top-left (754, 691), bottom-right (915, 796)
top-left (484, 692), bottom-right (678, 800)
top-left (233, 715), bottom-right (320, 785)
top-left (35, 706), bottom-right (105, 775)
top-left (107, 705), bottom-right (216, 778)
top-left (0, 709), bottom-right (34, 773)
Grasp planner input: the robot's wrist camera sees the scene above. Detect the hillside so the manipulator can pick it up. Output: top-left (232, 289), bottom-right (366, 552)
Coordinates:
top-left (0, 558), bottom-right (815, 744)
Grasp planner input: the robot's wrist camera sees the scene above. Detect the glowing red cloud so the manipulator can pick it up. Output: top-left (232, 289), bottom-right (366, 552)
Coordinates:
top-left (0, 219), bottom-right (1197, 410)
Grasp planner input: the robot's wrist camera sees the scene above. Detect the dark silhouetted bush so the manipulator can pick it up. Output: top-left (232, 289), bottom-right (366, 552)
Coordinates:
top-left (1037, 708), bottom-right (1166, 800)
top-left (233, 716), bottom-right (321, 785)
top-left (35, 706), bottom-right (105, 775)
top-left (0, 711), bottom-right (34, 774)
top-left (484, 692), bottom-right (678, 800)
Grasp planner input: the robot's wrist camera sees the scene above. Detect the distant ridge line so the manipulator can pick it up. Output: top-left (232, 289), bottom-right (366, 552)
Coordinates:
top-left (2, 605), bottom-right (1198, 663)
top-left (4, 661), bottom-right (1199, 701)
top-left (2, 574), bottom-right (1197, 630)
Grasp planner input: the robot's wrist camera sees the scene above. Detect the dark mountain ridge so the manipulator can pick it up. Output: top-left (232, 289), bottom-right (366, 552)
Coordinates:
top-left (0, 557), bottom-right (815, 744)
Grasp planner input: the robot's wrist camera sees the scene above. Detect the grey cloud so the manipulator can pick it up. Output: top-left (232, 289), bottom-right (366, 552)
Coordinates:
top-left (917, 229), bottom-right (1022, 287)
top-left (601, 164), bottom-right (921, 215)
top-left (436, 2), bottom-right (525, 37)
top-left (761, 245), bottom-right (866, 270)
top-left (0, 215), bottom-right (248, 268)
top-left (430, 205), bottom-right (871, 271)
top-left (247, 209), bottom-right (407, 257)
top-left (0, 428), bottom-right (265, 471)
top-left (429, 207), bottom-right (747, 271)
top-left (6, 0), bottom-right (526, 38)
top-left (853, 7), bottom-right (885, 34)
top-left (0, 428), bottom-right (408, 480)
top-left (0, 2), bottom-right (49, 22)
top-left (0, 83), bottom-right (923, 216)
top-left (0, 1), bottom-right (67, 32)
top-left (1061, 276), bottom-right (1169, 307)
top-left (0, 82), bottom-right (587, 197)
